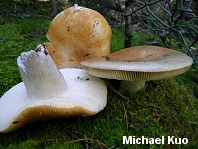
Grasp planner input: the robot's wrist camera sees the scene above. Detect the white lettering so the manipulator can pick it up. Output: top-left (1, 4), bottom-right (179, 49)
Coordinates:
top-left (136, 138), bottom-right (141, 144)
top-left (133, 137), bottom-right (136, 144)
top-left (123, 136), bottom-right (132, 144)
top-left (182, 138), bottom-right (188, 144)
top-left (155, 138), bottom-right (161, 144)
top-left (168, 136), bottom-right (175, 144)
top-left (168, 136), bottom-right (188, 144)
top-left (142, 136), bottom-right (148, 144)
top-left (161, 136), bottom-right (164, 144)
top-left (175, 138), bottom-right (181, 144)
top-left (123, 136), bottom-right (188, 145)
top-left (149, 138), bottom-right (155, 144)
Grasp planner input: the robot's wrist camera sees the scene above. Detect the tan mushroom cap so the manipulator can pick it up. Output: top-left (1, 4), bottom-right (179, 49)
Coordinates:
top-left (81, 46), bottom-right (193, 81)
top-left (45, 5), bottom-right (112, 69)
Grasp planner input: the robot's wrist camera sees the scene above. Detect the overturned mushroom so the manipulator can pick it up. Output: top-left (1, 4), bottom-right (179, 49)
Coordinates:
top-left (0, 44), bottom-right (107, 133)
top-left (44, 4), bottom-right (112, 68)
top-left (81, 46), bottom-right (193, 93)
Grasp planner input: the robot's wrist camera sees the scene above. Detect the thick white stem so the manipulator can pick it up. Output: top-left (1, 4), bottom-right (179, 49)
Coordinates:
top-left (17, 44), bottom-right (67, 99)
top-left (118, 80), bottom-right (145, 93)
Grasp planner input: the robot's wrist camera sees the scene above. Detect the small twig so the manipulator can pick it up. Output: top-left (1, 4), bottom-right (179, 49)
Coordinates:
top-left (45, 138), bottom-right (63, 142)
top-left (62, 125), bottom-right (73, 130)
top-left (125, 0), bottom-right (164, 16)
top-left (149, 103), bottom-right (161, 109)
top-left (146, 5), bottom-right (170, 28)
top-left (23, 24), bottom-right (45, 40)
top-left (122, 100), bottom-right (129, 132)
top-left (64, 138), bottom-right (109, 149)
top-left (103, 79), bottom-right (128, 100)
top-left (10, 13), bottom-right (24, 19)
top-left (96, 139), bottom-right (103, 149)
top-left (188, 120), bottom-right (197, 125)
top-left (108, 145), bottom-right (116, 149)
top-left (23, 34), bottom-right (35, 40)
top-left (66, 130), bottom-right (81, 140)
top-left (190, 38), bottom-right (198, 48)
top-left (84, 135), bottom-right (89, 149)
top-left (29, 14), bottom-right (51, 19)
top-left (157, 2), bottom-right (172, 16)
top-left (127, 112), bottom-right (152, 138)
top-left (66, 129), bottom-right (114, 148)
top-left (0, 35), bottom-right (7, 43)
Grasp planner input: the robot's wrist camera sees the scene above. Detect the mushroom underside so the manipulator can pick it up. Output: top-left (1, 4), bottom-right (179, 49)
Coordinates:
top-left (82, 66), bottom-right (191, 81)
top-left (82, 66), bottom-right (191, 92)
top-left (0, 69), bottom-right (107, 133)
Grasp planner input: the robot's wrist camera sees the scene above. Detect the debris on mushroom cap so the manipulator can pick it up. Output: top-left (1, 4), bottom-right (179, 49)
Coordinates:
top-left (0, 45), bottom-right (107, 133)
top-left (81, 46), bottom-right (193, 81)
top-left (44, 4), bottom-right (112, 69)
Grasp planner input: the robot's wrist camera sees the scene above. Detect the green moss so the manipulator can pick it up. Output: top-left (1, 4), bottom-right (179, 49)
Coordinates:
top-left (110, 28), bottom-right (124, 52)
top-left (0, 17), bottom-right (49, 96)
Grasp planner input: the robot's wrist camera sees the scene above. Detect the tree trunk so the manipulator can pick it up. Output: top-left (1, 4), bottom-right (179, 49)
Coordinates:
top-left (124, 0), bottom-right (132, 48)
top-left (50, 0), bottom-right (57, 18)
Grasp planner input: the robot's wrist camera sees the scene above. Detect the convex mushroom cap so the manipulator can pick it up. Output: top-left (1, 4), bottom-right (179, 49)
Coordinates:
top-left (44, 4), bottom-right (112, 68)
top-left (0, 44), bottom-right (107, 133)
top-left (81, 46), bottom-right (193, 92)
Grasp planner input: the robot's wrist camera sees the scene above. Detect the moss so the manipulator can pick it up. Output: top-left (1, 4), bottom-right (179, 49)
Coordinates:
top-left (110, 28), bottom-right (124, 52)
top-left (0, 17), bottom-right (49, 96)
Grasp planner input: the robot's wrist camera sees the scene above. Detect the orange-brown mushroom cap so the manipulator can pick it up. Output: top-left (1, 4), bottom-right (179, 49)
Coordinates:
top-left (45, 5), bottom-right (112, 68)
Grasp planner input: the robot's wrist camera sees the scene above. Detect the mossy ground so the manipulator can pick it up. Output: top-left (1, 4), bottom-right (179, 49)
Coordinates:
top-left (0, 17), bottom-right (198, 149)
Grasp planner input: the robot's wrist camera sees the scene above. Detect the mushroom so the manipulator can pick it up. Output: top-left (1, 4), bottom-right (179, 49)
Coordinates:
top-left (81, 46), bottom-right (193, 93)
top-left (0, 44), bottom-right (107, 133)
top-left (44, 4), bottom-right (112, 69)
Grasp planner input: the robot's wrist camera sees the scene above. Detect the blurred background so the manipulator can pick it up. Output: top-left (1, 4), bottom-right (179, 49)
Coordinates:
top-left (1, 0), bottom-right (198, 63)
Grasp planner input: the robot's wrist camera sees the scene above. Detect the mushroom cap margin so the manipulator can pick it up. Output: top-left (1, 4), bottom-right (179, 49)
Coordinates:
top-left (0, 69), bottom-right (107, 133)
top-left (80, 46), bottom-right (193, 81)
